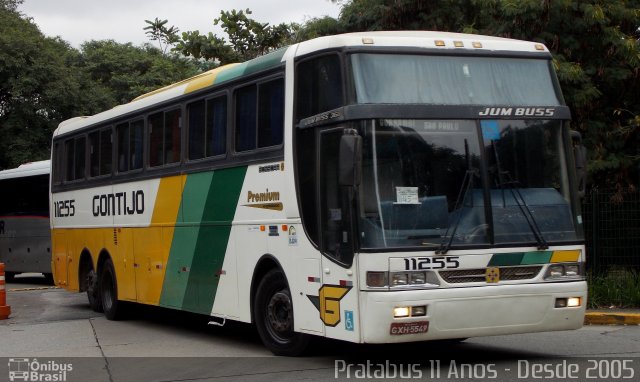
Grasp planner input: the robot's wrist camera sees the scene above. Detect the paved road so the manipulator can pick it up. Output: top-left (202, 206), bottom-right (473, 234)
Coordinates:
top-left (2, 277), bottom-right (639, 381)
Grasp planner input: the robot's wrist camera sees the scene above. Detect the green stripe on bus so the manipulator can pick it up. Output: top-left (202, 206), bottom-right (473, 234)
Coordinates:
top-left (487, 252), bottom-right (524, 266)
top-left (214, 48), bottom-right (286, 85)
top-left (160, 172), bottom-right (214, 308)
top-left (181, 166), bottom-right (247, 314)
top-left (521, 251), bottom-right (553, 265)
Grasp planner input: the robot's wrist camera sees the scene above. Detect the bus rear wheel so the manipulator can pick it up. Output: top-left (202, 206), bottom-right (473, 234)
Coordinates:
top-left (99, 258), bottom-right (124, 320)
top-left (87, 269), bottom-right (103, 312)
top-left (254, 269), bottom-right (310, 356)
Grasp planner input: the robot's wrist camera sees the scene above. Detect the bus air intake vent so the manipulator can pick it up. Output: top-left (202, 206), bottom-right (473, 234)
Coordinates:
top-left (439, 266), bottom-right (543, 284)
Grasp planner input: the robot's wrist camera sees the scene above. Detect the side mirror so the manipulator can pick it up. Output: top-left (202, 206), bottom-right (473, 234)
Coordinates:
top-left (339, 129), bottom-right (362, 187)
top-left (571, 131), bottom-right (587, 198)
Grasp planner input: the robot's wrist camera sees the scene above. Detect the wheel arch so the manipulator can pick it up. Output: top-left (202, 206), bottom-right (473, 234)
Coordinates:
top-left (249, 254), bottom-right (287, 323)
top-left (78, 248), bottom-right (93, 292)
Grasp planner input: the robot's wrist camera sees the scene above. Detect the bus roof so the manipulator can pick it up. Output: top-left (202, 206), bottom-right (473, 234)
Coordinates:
top-left (53, 31), bottom-right (549, 137)
top-left (0, 160), bottom-right (50, 180)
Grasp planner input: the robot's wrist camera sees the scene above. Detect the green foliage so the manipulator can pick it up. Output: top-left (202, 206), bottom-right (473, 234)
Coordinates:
top-left (151, 9), bottom-right (294, 65)
top-left (77, 40), bottom-right (197, 104)
top-left (588, 269), bottom-right (640, 308)
top-left (0, 7), bottom-right (198, 170)
top-left (291, 16), bottom-right (346, 42)
top-left (144, 18), bottom-right (180, 54)
top-left (337, 0), bottom-right (640, 190)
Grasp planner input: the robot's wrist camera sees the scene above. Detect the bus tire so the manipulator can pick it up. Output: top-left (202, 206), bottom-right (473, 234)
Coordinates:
top-left (5, 272), bottom-right (15, 283)
top-left (43, 273), bottom-right (54, 285)
top-left (99, 258), bottom-right (123, 320)
top-left (253, 268), bottom-right (310, 356)
top-left (87, 269), bottom-right (103, 312)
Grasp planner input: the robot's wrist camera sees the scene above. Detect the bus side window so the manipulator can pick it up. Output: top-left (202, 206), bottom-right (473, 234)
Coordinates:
top-left (258, 78), bottom-right (284, 148)
top-left (116, 122), bottom-right (130, 172)
top-left (235, 85), bottom-right (257, 152)
top-left (89, 131), bottom-right (103, 178)
top-left (164, 109), bottom-right (181, 165)
top-left (149, 110), bottom-right (181, 167)
top-left (206, 96), bottom-right (227, 157)
top-left (100, 128), bottom-right (113, 175)
top-left (235, 78), bottom-right (284, 153)
top-left (64, 139), bottom-right (75, 182)
top-left (53, 142), bottom-right (63, 184)
top-left (130, 120), bottom-right (144, 170)
top-left (296, 54), bottom-right (343, 121)
top-left (64, 136), bottom-right (86, 182)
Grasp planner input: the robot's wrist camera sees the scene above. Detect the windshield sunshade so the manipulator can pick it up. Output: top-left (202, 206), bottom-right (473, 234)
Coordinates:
top-left (351, 54), bottom-right (561, 106)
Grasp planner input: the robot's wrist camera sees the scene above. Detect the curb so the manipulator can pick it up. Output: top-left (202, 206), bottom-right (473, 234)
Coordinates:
top-left (584, 312), bottom-right (640, 326)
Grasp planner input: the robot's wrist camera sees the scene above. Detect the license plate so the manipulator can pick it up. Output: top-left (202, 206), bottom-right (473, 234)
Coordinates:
top-left (390, 321), bottom-right (429, 335)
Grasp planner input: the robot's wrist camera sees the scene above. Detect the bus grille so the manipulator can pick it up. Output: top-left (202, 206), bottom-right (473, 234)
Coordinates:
top-left (439, 266), bottom-right (543, 284)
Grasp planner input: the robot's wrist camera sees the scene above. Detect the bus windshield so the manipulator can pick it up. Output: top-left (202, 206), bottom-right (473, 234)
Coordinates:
top-left (351, 53), bottom-right (561, 106)
top-left (356, 119), bottom-right (581, 249)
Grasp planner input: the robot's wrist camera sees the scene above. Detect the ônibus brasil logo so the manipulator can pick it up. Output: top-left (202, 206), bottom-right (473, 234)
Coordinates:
top-left (8, 358), bottom-right (73, 382)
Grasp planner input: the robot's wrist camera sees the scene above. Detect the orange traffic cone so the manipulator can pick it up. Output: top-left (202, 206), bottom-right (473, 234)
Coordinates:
top-left (0, 263), bottom-right (11, 319)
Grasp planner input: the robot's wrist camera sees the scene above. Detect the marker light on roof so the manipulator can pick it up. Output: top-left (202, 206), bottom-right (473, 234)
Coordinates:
top-left (454, 41), bottom-right (464, 48)
top-left (435, 40), bottom-right (445, 47)
top-left (472, 42), bottom-right (483, 48)
top-left (362, 37), bottom-right (374, 44)
top-left (535, 44), bottom-right (545, 51)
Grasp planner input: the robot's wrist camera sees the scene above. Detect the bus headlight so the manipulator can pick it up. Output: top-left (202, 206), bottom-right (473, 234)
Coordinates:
top-left (565, 264), bottom-right (580, 277)
top-left (392, 273), bottom-right (409, 286)
top-left (366, 271), bottom-right (441, 288)
top-left (409, 272), bottom-right (427, 284)
top-left (548, 265), bottom-right (564, 278)
top-left (544, 263), bottom-right (584, 280)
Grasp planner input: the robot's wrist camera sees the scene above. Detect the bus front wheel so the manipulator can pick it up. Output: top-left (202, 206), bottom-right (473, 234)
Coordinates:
top-left (254, 269), bottom-right (310, 356)
top-left (99, 258), bottom-right (123, 320)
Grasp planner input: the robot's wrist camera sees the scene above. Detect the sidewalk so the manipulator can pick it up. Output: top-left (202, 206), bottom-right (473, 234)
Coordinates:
top-left (584, 309), bottom-right (640, 325)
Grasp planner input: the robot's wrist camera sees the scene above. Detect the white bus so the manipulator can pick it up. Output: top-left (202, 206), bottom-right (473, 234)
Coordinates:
top-left (0, 160), bottom-right (52, 282)
top-left (51, 31), bottom-right (587, 355)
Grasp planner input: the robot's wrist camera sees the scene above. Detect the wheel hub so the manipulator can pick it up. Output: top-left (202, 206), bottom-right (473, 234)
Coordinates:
top-left (266, 291), bottom-right (292, 333)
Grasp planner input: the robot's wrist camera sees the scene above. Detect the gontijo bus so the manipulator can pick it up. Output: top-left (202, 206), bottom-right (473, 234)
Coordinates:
top-left (50, 31), bottom-right (587, 355)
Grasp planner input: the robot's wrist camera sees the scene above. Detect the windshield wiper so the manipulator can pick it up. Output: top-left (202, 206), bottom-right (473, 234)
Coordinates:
top-left (436, 139), bottom-right (478, 254)
top-left (436, 168), bottom-right (478, 254)
top-left (491, 141), bottom-right (549, 250)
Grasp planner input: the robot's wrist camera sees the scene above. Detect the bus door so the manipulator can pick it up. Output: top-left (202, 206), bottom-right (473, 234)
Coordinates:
top-left (317, 127), bottom-right (360, 342)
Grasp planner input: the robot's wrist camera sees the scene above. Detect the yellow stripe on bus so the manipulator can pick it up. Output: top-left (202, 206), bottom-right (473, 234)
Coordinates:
top-left (134, 175), bottom-right (187, 305)
top-left (550, 250), bottom-right (581, 263)
top-left (184, 63), bottom-right (241, 94)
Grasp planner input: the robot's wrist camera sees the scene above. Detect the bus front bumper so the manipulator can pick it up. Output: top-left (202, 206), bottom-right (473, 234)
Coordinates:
top-left (359, 281), bottom-right (587, 343)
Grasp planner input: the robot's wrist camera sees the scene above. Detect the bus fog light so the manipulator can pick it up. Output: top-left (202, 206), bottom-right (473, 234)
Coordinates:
top-left (555, 298), bottom-right (568, 308)
top-left (367, 272), bottom-right (387, 287)
top-left (565, 265), bottom-right (579, 277)
top-left (567, 297), bottom-right (581, 307)
top-left (394, 307), bottom-right (410, 318)
top-left (410, 272), bottom-right (426, 284)
top-left (411, 306), bottom-right (427, 317)
top-left (392, 273), bottom-right (409, 286)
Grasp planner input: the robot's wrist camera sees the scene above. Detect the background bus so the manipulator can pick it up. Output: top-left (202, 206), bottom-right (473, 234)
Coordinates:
top-left (51, 31), bottom-right (586, 355)
top-left (0, 160), bottom-right (52, 283)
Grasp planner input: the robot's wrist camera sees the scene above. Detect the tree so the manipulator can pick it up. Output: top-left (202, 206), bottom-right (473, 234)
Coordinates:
top-left (0, 5), bottom-right (199, 170)
top-left (149, 9), bottom-right (294, 65)
top-left (144, 18), bottom-right (180, 55)
top-left (77, 40), bottom-right (198, 104)
top-left (337, 0), bottom-right (640, 191)
top-left (0, 5), bottom-right (109, 168)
